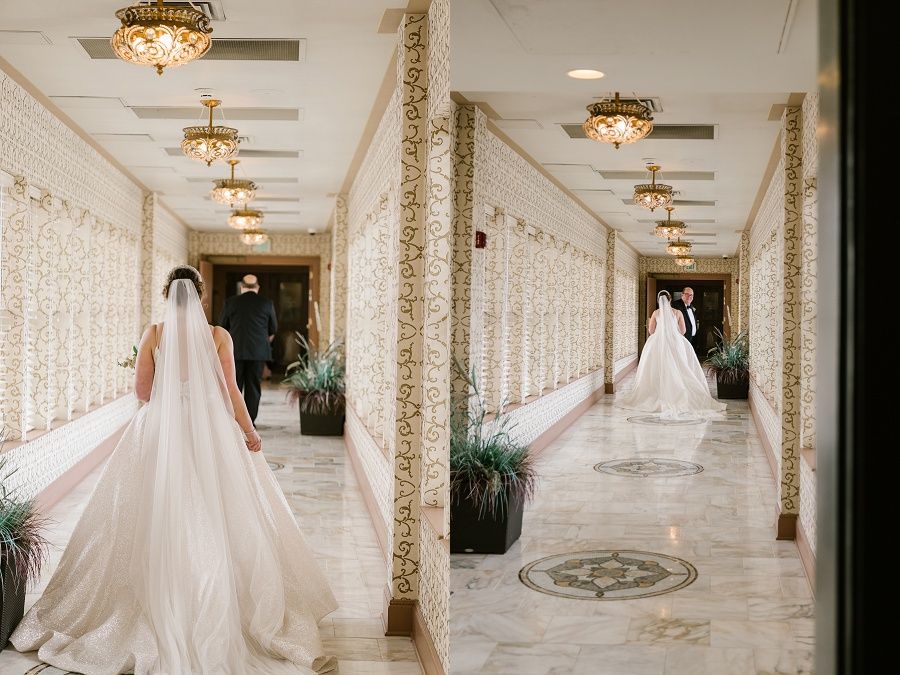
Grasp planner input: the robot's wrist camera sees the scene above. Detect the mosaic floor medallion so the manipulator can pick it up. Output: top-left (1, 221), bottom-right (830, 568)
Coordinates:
top-left (520, 550), bottom-right (698, 600)
top-left (594, 457), bottom-right (704, 478)
top-left (267, 460), bottom-right (285, 472)
top-left (627, 414), bottom-right (704, 426)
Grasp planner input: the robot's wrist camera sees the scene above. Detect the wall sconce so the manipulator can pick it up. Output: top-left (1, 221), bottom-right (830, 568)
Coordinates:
top-left (475, 230), bottom-right (487, 248)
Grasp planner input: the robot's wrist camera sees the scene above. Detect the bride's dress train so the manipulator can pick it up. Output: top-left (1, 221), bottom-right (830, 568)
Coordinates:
top-left (11, 280), bottom-right (337, 674)
top-left (618, 294), bottom-right (726, 418)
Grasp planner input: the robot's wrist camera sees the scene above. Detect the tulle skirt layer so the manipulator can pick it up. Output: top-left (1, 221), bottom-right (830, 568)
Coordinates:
top-left (11, 404), bottom-right (338, 675)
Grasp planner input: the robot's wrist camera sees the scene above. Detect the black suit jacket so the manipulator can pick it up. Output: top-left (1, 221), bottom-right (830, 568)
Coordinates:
top-left (671, 298), bottom-right (699, 343)
top-left (218, 292), bottom-right (277, 361)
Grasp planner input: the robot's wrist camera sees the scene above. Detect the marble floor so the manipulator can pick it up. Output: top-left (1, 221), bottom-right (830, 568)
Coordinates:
top-left (0, 386), bottom-right (422, 675)
top-left (451, 376), bottom-right (814, 675)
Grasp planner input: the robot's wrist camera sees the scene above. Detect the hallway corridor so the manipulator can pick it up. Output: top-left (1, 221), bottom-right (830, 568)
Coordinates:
top-left (451, 376), bottom-right (814, 675)
top-left (0, 389), bottom-right (423, 675)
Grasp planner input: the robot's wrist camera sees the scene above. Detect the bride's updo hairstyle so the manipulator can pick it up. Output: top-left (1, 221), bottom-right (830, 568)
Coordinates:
top-left (657, 290), bottom-right (671, 303)
top-left (162, 265), bottom-right (205, 300)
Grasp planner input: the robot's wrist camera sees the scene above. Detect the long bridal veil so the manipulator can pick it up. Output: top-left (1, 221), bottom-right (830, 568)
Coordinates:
top-left (617, 292), bottom-right (726, 417)
top-left (12, 279), bottom-right (337, 674)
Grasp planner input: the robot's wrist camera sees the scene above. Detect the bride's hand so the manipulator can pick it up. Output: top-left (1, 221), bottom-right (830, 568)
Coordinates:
top-left (243, 429), bottom-right (262, 453)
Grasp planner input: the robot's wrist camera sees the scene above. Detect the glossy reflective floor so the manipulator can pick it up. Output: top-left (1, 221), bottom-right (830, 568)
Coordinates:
top-left (451, 376), bottom-right (814, 675)
top-left (0, 387), bottom-right (422, 675)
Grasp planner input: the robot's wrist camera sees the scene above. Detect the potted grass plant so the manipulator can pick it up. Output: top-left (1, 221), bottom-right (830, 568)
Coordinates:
top-left (706, 327), bottom-right (750, 399)
top-left (450, 368), bottom-right (538, 554)
top-left (283, 333), bottom-right (345, 436)
top-left (0, 433), bottom-right (51, 648)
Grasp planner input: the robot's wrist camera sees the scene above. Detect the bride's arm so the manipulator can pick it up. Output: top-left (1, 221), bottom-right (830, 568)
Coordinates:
top-left (134, 325), bottom-right (156, 402)
top-left (214, 328), bottom-right (262, 452)
top-left (648, 310), bottom-right (658, 335)
top-left (676, 310), bottom-right (686, 335)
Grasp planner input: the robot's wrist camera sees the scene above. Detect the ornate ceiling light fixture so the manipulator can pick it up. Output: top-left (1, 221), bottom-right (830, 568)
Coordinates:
top-left (111, 0), bottom-right (212, 76)
top-left (211, 160), bottom-right (257, 206)
top-left (666, 238), bottom-right (693, 257)
top-left (182, 98), bottom-right (239, 166)
top-left (228, 207), bottom-right (263, 230)
top-left (654, 206), bottom-right (686, 240)
top-left (583, 92), bottom-right (654, 149)
top-left (239, 229), bottom-right (269, 246)
top-left (674, 254), bottom-right (695, 267)
top-left (633, 163), bottom-right (673, 211)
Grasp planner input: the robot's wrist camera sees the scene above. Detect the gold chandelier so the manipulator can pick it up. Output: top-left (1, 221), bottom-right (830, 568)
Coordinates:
top-left (211, 160), bottom-right (257, 206)
top-left (666, 238), bottom-right (693, 256)
top-left (228, 207), bottom-right (263, 230)
top-left (182, 99), bottom-right (239, 166)
top-left (583, 92), bottom-right (654, 149)
top-left (654, 206), bottom-right (686, 240)
top-left (633, 164), bottom-right (673, 211)
top-left (674, 254), bottom-right (695, 267)
top-left (111, 0), bottom-right (212, 76)
top-left (239, 229), bottom-right (269, 246)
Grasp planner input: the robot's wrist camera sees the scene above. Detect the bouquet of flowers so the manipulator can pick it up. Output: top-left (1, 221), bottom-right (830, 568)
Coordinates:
top-left (117, 345), bottom-right (138, 370)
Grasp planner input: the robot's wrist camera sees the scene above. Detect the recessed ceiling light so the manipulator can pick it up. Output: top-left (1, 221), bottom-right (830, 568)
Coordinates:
top-left (567, 69), bottom-right (605, 80)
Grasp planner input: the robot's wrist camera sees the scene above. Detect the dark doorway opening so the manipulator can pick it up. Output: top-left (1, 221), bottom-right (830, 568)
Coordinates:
top-left (212, 265), bottom-right (310, 375)
top-left (656, 280), bottom-right (726, 358)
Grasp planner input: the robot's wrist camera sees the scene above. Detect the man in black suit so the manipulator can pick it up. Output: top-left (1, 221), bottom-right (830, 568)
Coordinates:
top-left (219, 274), bottom-right (277, 425)
top-left (672, 286), bottom-right (700, 350)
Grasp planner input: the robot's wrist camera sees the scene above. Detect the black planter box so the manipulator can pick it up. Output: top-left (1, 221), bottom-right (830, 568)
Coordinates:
top-left (450, 493), bottom-right (524, 554)
top-left (0, 559), bottom-right (25, 649)
top-left (299, 409), bottom-right (345, 436)
top-left (716, 376), bottom-right (749, 399)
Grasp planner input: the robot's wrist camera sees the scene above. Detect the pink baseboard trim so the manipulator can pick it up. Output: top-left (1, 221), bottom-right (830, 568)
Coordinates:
top-left (413, 602), bottom-right (445, 675)
top-left (749, 394), bottom-right (779, 482)
top-left (796, 518), bottom-right (816, 593)
top-left (529, 387), bottom-right (605, 455)
top-left (614, 357), bottom-right (638, 384)
top-left (34, 422), bottom-right (129, 515)
top-left (343, 415), bottom-right (390, 563)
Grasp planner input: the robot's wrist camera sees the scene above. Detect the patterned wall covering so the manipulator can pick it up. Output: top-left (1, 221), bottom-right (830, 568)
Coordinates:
top-left (800, 454), bottom-right (816, 555)
top-left (188, 231), bottom-right (332, 339)
top-left (418, 520), bottom-right (449, 673)
top-left (150, 202), bottom-right (189, 325)
top-left (603, 231), bottom-right (616, 385)
top-left (346, 86), bottom-right (401, 534)
top-left (0, 69), bottom-right (147, 499)
top-left (800, 94), bottom-right (818, 451)
top-left (614, 238), bottom-right (639, 365)
top-left (738, 232), bottom-right (750, 332)
top-left (329, 195), bottom-right (348, 342)
top-left (426, 0), bottom-right (450, 120)
top-left (469, 108), bottom-right (608, 416)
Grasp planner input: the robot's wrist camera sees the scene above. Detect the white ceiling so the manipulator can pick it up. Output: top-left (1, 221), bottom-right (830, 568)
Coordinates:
top-left (451, 0), bottom-right (819, 255)
top-left (0, 0), bottom-right (399, 233)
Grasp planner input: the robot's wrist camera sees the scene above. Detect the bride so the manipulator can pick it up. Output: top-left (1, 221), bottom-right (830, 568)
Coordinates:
top-left (618, 290), bottom-right (726, 417)
top-left (12, 266), bottom-right (338, 674)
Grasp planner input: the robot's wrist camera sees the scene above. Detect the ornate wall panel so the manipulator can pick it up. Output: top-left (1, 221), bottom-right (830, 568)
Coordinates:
top-left (738, 231), bottom-right (750, 333)
top-left (418, 520), bottom-right (449, 672)
top-left (480, 207), bottom-right (507, 411)
top-left (149, 202), bottom-right (189, 325)
top-left (426, 0), bottom-right (451, 119)
top-left (800, 94), bottom-right (818, 451)
top-left (421, 115), bottom-right (452, 508)
top-left (779, 106), bottom-right (802, 517)
top-left (390, 11), bottom-right (428, 601)
top-left (188, 231), bottom-right (331, 339)
top-left (604, 232), bottom-right (616, 385)
top-left (799, 454), bottom-right (816, 555)
top-left (139, 194), bottom-right (156, 329)
top-left (329, 195), bottom-right (349, 342)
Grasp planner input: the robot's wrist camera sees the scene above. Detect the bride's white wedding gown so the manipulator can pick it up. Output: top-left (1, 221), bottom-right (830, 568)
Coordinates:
top-left (618, 294), bottom-right (726, 417)
top-left (11, 280), bottom-right (338, 675)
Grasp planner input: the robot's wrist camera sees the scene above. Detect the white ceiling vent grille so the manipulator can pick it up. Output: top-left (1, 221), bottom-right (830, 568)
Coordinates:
top-left (131, 107), bottom-right (301, 121)
top-left (76, 38), bottom-right (304, 62)
top-left (562, 124), bottom-right (715, 140)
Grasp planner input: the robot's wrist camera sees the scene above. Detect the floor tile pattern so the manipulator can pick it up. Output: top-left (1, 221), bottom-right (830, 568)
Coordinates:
top-left (594, 458), bottom-right (704, 478)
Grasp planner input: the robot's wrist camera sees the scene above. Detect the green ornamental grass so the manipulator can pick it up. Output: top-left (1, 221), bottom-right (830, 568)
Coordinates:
top-left (705, 327), bottom-right (750, 384)
top-left (283, 333), bottom-right (346, 416)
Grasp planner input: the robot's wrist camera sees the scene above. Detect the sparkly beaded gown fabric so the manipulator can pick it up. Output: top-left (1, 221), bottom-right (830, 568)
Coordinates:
top-left (11, 280), bottom-right (338, 674)
top-left (617, 292), bottom-right (726, 418)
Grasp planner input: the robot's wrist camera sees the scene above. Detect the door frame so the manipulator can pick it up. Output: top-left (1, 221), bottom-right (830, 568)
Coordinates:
top-left (199, 255), bottom-right (322, 347)
top-left (639, 272), bottom-right (732, 351)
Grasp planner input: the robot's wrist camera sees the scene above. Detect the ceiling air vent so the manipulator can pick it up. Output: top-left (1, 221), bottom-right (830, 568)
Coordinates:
top-left (186, 176), bottom-right (298, 183)
top-left (561, 123), bottom-right (715, 140)
top-left (132, 107), bottom-right (301, 121)
top-left (76, 38), bottom-right (304, 62)
top-left (597, 170), bottom-right (715, 181)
